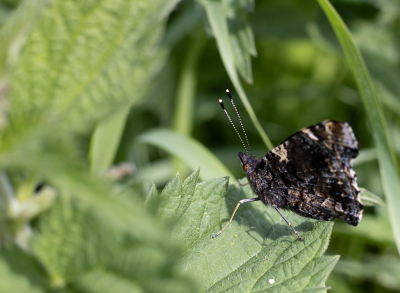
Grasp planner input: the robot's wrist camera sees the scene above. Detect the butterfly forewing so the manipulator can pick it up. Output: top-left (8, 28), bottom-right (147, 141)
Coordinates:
top-left (260, 120), bottom-right (363, 226)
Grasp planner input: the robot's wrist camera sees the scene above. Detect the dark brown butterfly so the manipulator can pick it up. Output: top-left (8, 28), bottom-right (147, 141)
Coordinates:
top-left (212, 90), bottom-right (363, 241)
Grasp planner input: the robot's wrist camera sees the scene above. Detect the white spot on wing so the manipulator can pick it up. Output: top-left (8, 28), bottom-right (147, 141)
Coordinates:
top-left (301, 128), bottom-right (320, 141)
top-left (358, 209), bottom-right (363, 221)
top-left (305, 130), bottom-right (319, 141)
top-left (269, 279), bottom-right (275, 284)
top-left (350, 158), bottom-right (354, 167)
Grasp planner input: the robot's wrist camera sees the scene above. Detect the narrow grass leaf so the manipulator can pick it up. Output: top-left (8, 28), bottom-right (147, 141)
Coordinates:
top-left (137, 128), bottom-right (235, 180)
top-left (201, 0), bottom-right (273, 150)
top-left (172, 30), bottom-right (205, 177)
top-left (360, 188), bottom-right (385, 207)
top-left (89, 107), bottom-right (130, 175)
top-left (317, 0), bottom-right (400, 255)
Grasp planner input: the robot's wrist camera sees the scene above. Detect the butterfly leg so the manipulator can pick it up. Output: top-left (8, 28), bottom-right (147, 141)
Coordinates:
top-left (272, 205), bottom-right (304, 241)
top-left (212, 198), bottom-right (260, 238)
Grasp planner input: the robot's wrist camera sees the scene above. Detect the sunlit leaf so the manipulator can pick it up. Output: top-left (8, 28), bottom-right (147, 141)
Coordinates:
top-left (2, 0), bottom-right (179, 154)
top-left (0, 248), bottom-right (48, 293)
top-left (151, 170), bottom-right (338, 292)
top-left (31, 192), bottom-right (197, 292)
top-left (137, 128), bottom-right (236, 180)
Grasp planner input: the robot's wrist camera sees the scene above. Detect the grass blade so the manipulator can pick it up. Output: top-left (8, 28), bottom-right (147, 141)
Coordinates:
top-left (137, 128), bottom-right (235, 180)
top-left (201, 0), bottom-right (273, 150)
top-left (172, 30), bottom-right (205, 177)
top-left (89, 107), bottom-right (130, 175)
top-left (317, 0), bottom-right (400, 254)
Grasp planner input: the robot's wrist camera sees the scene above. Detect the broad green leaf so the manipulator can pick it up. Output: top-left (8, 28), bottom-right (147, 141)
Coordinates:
top-left (360, 187), bottom-right (385, 207)
top-left (200, 0), bottom-right (273, 150)
top-left (137, 128), bottom-right (235, 180)
top-left (0, 0), bottom-right (48, 77)
top-left (31, 192), bottom-right (197, 292)
top-left (0, 0), bottom-right (181, 248)
top-left (317, 0), bottom-right (400, 255)
top-left (0, 0), bottom-right (48, 130)
top-left (0, 248), bottom-right (49, 293)
top-left (152, 170), bottom-right (338, 292)
top-left (2, 0), bottom-right (179, 154)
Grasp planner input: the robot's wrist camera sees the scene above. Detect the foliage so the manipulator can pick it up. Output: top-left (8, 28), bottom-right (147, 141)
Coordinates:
top-left (1, 0), bottom-right (400, 292)
top-left (147, 169), bottom-right (337, 292)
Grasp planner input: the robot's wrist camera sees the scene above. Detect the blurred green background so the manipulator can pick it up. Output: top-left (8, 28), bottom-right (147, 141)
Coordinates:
top-left (1, 0), bottom-right (400, 292)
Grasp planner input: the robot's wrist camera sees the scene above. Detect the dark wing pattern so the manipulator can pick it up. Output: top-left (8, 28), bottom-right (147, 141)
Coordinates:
top-left (264, 120), bottom-right (363, 226)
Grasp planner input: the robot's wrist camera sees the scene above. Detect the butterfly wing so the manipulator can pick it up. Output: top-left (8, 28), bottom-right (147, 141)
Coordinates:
top-left (263, 120), bottom-right (363, 226)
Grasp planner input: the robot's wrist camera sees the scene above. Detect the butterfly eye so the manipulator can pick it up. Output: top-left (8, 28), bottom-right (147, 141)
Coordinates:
top-left (243, 163), bottom-right (250, 172)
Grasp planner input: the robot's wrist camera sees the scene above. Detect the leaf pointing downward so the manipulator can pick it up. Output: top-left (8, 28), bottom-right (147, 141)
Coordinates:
top-left (149, 169), bottom-right (338, 292)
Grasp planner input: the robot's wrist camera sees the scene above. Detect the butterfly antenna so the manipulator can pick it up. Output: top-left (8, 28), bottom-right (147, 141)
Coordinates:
top-left (226, 89), bottom-right (252, 155)
top-left (219, 99), bottom-right (249, 154)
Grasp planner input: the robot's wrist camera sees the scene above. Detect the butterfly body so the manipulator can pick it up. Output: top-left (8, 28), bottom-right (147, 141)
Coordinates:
top-left (238, 120), bottom-right (363, 227)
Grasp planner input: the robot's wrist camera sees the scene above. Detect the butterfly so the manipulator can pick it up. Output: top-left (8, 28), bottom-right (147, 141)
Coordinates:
top-left (212, 90), bottom-right (363, 241)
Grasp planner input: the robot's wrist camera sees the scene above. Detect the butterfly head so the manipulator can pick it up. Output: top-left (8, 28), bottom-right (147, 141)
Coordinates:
top-left (238, 151), bottom-right (260, 173)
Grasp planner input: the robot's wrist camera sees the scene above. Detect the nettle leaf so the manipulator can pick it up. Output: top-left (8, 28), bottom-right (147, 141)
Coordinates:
top-left (31, 193), bottom-right (197, 293)
top-left (150, 169), bottom-right (338, 292)
top-left (1, 0), bottom-right (178, 154)
top-left (0, 248), bottom-right (49, 293)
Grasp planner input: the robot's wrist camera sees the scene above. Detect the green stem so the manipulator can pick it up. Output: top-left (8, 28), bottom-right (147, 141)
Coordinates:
top-left (172, 29), bottom-right (205, 136)
top-left (172, 29), bottom-right (206, 176)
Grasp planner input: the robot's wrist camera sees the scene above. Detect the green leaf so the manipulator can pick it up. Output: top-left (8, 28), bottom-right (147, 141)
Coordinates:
top-left (0, 248), bottom-right (49, 293)
top-left (0, 0), bottom-right (48, 131)
top-left (0, 0), bottom-right (182, 248)
top-left (317, 0), bottom-right (400, 255)
top-left (89, 107), bottom-right (131, 175)
top-left (31, 192), bottom-right (197, 292)
top-left (0, 0), bottom-right (48, 78)
top-left (137, 128), bottom-right (236, 180)
top-left (153, 170), bottom-right (338, 292)
top-left (360, 187), bottom-right (385, 207)
top-left (224, 0), bottom-right (257, 84)
top-left (200, 0), bottom-right (273, 150)
top-left (2, 0), bottom-right (178, 153)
